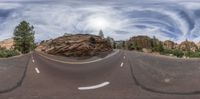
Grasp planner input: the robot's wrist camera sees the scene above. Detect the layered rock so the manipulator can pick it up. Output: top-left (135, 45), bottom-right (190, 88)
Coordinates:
top-left (0, 38), bottom-right (14, 49)
top-left (197, 41), bottom-right (200, 49)
top-left (178, 40), bottom-right (198, 52)
top-left (127, 35), bottom-right (200, 52)
top-left (127, 36), bottom-right (152, 50)
top-left (37, 34), bottom-right (112, 56)
top-left (163, 40), bottom-right (176, 50)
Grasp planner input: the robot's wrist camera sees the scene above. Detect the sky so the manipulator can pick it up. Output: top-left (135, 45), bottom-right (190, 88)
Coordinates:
top-left (0, 0), bottom-right (200, 43)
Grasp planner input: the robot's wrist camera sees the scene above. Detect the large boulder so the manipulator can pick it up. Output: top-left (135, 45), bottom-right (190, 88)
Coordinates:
top-left (37, 34), bottom-right (113, 56)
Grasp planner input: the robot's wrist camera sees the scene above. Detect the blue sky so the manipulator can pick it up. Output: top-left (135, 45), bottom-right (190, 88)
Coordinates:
top-left (0, 0), bottom-right (200, 43)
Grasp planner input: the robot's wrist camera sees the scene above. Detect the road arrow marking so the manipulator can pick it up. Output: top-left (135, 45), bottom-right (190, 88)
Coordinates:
top-left (78, 82), bottom-right (110, 90)
top-left (35, 68), bottom-right (40, 74)
top-left (120, 62), bottom-right (124, 67)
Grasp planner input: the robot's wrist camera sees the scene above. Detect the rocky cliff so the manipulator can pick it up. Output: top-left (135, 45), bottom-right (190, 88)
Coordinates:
top-left (127, 36), bottom-right (200, 52)
top-left (163, 40), bottom-right (176, 50)
top-left (127, 36), bottom-right (152, 50)
top-left (37, 34), bottom-right (113, 57)
top-left (0, 38), bottom-right (14, 49)
top-left (178, 40), bottom-right (198, 52)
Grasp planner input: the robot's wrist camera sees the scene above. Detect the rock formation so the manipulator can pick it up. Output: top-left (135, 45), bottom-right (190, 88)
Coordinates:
top-left (197, 41), bottom-right (200, 49)
top-left (37, 34), bottom-right (113, 57)
top-left (127, 36), bottom-right (152, 50)
top-left (0, 38), bottom-right (14, 49)
top-left (178, 40), bottom-right (198, 52)
top-left (127, 35), bottom-right (200, 53)
top-left (163, 40), bottom-right (176, 50)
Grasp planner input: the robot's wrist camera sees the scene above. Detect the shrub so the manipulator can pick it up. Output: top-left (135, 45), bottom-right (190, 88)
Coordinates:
top-left (185, 51), bottom-right (200, 58)
top-left (161, 49), bottom-right (184, 58)
top-left (173, 49), bottom-right (184, 58)
top-left (0, 48), bottom-right (20, 58)
top-left (152, 42), bottom-right (164, 52)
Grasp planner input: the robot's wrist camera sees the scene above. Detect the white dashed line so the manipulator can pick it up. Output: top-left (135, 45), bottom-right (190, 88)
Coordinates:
top-left (32, 59), bottom-right (35, 63)
top-left (120, 62), bottom-right (124, 67)
top-left (78, 82), bottom-right (110, 90)
top-left (123, 56), bottom-right (125, 59)
top-left (35, 68), bottom-right (40, 74)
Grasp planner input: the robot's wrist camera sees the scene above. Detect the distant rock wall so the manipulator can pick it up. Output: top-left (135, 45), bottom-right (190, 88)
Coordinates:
top-left (178, 40), bottom-right (198, 52)
top-left (163, 40), bottom-right (176, 50)
top-left (127, 36), bottom-right (200, 52)
top-left (127, 36), bottom-right (152, 50)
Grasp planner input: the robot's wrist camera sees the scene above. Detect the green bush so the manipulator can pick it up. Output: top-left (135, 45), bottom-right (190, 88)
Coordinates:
top-left (152, 42), bottom-right (164, 53)
top-left (160, 49), bottom-right (184, 58)
top-left (185, 51), bottom-right (200, 58)
top-left (173, 49), bottom-right (184, 58)
top-left (0, 49), bottom-right (20, 58)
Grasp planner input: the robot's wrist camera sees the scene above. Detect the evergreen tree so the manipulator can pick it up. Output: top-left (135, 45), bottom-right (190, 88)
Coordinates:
top-left (122, 41), bottom-right (126, 49)
top-left (113, 42), bottom-right (116, 49)
top-left (13, 21), bottom-right (35, 54)
top-left (99, 29), bottom-right (104, 38)
top-left (152, 36), bottom-right (157, 47)
top-left (106, 36), bottom-right (114, 48)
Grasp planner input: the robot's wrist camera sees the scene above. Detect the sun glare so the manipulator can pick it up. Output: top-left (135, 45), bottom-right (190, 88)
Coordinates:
top-left (88, 17), bottom-right (110, 30)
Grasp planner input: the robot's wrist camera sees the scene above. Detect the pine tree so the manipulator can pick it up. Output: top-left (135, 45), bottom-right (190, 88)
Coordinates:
top-left (13, 21), bottom-right (35, 54)
top-left (99, 29), bottom-right (104, 39)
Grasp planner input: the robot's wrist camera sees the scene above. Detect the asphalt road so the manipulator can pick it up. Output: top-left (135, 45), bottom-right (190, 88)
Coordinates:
top-left (1, 50), bottom-right (200, 99)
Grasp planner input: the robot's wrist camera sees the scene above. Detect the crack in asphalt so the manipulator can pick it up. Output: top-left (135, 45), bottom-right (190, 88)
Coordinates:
top-left (0, 55), bottom-right (31, 94)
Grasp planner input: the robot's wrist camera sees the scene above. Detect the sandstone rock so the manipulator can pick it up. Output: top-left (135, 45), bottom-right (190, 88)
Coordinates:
top-left (163, 40), bottom-right (176, 50)
top-left (178, 40), bottom-right (198, 52)
top-left (37, 34), bottom-right (112, 57)
top-left (197, 41), bottom-right (200, 49)
top-left (127, 36), bottom-right (152, 50)
top-left (0, 38), bottom-right (14, 49)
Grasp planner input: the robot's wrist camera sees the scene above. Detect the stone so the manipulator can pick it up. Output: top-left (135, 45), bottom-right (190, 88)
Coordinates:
top-left (36, 34), bottom-right (113, 57)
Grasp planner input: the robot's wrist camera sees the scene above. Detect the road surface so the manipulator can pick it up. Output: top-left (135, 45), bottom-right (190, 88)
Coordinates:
top-left (1, 50), bottom-right (200, 99)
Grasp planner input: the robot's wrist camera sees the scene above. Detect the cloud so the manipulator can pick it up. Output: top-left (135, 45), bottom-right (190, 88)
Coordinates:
top-left (0, 0), bottom-right (200, 43)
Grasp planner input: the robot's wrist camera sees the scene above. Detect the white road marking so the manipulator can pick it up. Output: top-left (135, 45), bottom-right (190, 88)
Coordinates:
top-left (120, 62), bottom-right (124, 67)
top-left (78, 82), bottom-right (110, 90)
top-left (37, 50), bottom-right (120, 64)
top-left (123, 56), bottom-right (125, 59)
top-left (32, 59), bottom-right (35, 63)
top-left (35, 68), bottom-right (40, 74)
top-left (164, 78), bottom-right (170, 83)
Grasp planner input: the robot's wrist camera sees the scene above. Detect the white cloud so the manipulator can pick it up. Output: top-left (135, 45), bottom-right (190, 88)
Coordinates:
top-left (0, 1), bottom-right (199, 43)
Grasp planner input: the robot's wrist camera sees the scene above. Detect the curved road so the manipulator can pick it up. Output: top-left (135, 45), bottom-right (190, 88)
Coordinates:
top-left (1, 50), bottom-right (200, 99)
